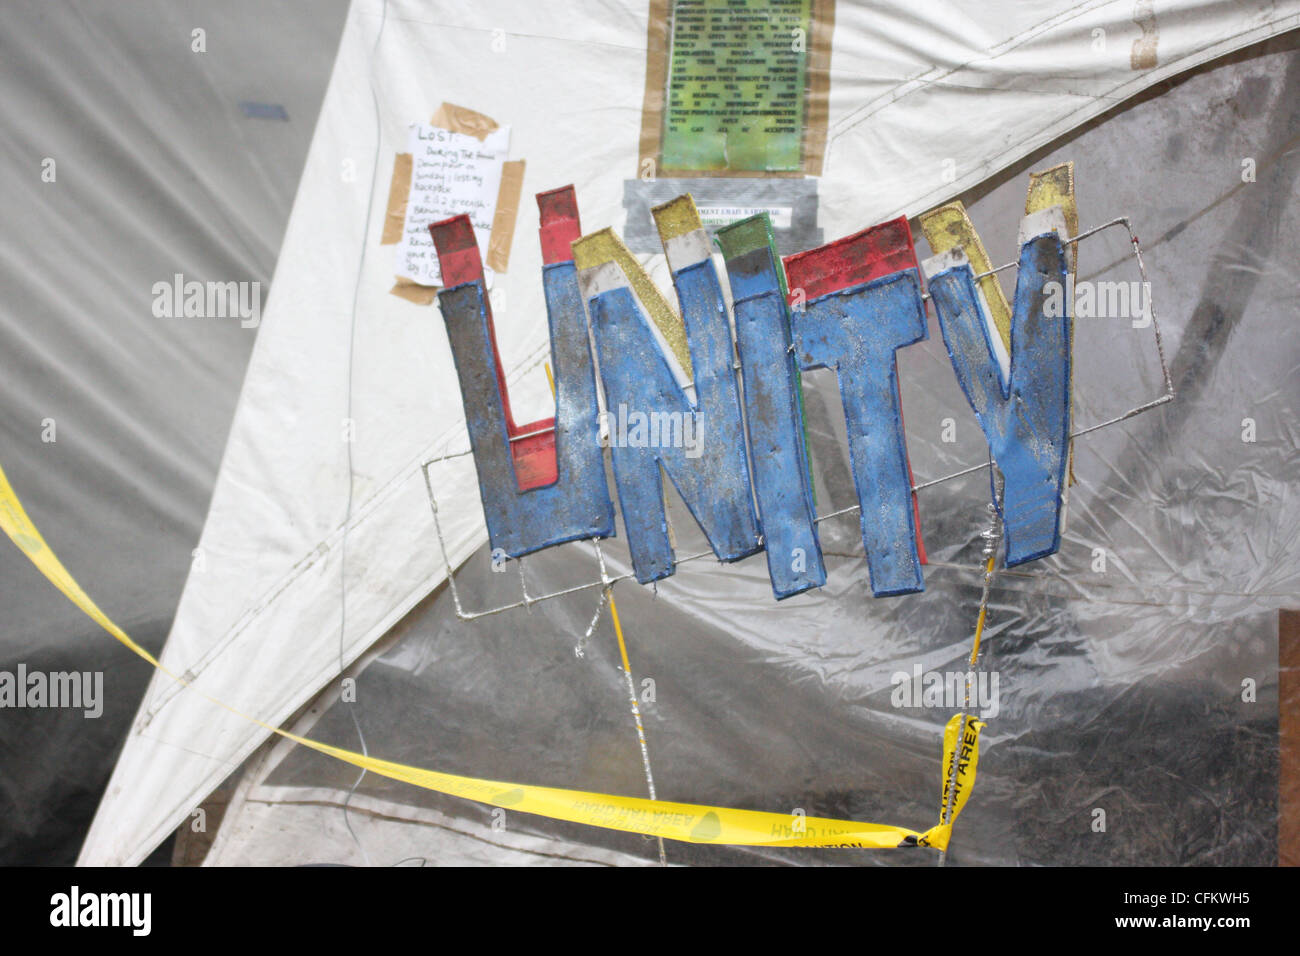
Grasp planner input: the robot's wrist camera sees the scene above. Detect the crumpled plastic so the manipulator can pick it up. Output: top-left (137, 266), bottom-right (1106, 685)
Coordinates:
top-left (235, 34), bottom-right (1300, 866)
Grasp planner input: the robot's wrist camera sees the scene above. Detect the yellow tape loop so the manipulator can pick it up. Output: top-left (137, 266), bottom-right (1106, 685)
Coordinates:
top-left (0, 460), bottom-right (979, 850)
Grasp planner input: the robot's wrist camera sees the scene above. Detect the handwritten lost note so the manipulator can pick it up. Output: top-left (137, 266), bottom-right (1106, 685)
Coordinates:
top-left (395, 123), bottom-right (511, 286)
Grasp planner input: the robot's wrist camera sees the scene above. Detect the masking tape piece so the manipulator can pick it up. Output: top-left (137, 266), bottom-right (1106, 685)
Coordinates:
top-left (637, 0), bottom-right (672, 179)
top-left (388, 276), bottom-right (439, 306)
top-left (0, 459), bottom-right (975, 850)
top-left (573, 227), bottom-right (693, 379)
top-left (430, 102), bottom-right (500, 141)
top-left (802, 0), bottom-right (836, 177)
top-left (380, 153), bottom-right (413, 246)
top-left (918, 201), bottom-right (1012, 353)
top-left (486, 160), bottom-right (526, 274)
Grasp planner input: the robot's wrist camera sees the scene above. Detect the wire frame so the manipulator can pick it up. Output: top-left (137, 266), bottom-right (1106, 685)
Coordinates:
top-left (422, 217), bottom-right (1175, 621)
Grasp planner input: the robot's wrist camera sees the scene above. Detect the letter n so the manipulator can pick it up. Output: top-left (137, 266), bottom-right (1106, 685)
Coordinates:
top-left (716, 213), bottom-right (825, 599)
top-left (431, 186), bottom-right (614, 557)
top-left (783, 218), bottom-right (929, 596)
top-left (923, 207), bottom-right (1072, 564)
top-left (575, 195), bottom-right (761, 584)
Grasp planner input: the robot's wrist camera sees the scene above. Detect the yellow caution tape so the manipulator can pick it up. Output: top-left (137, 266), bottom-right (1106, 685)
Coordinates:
top-left (0, 459), bottom-right (981, 850)
top-left (920, 713), bottom-right (986, 851)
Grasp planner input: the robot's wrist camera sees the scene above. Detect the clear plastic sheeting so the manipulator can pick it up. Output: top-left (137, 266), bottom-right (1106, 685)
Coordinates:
top-left (0, 0), bottom-right (350, 864)
top-left (207, 33), bottom-right (1299, 866)
top-left (79, 0), bottom-right (1300, 867)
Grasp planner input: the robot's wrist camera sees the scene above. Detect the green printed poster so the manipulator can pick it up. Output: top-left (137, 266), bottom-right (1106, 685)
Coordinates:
top-left (662, 0), bottom-right (811, 173)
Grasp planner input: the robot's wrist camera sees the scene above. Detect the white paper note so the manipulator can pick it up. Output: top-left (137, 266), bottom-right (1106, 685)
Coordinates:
top-left (394, 123), bottom-right (511, 287)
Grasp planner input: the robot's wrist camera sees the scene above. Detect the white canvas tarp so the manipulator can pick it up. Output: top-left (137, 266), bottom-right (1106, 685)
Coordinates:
top-left (79, 0), bottom-right (1300, 865)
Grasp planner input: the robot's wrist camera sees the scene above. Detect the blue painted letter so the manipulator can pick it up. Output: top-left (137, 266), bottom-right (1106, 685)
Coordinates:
top-left (924, 211), bottom-right (1071, 565)
top-left (716, 214), bottom-right (826, 599)
top-left (784, 220), bottom-right (930, 597)
top-left (432, 192), bottom-right (614, 559)
top-left (576, 199), bottom-right (761, 584)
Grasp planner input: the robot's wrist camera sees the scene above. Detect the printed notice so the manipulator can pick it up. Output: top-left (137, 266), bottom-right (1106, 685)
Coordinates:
top-left (661, 0), bottom-right (810, 173)
top-left (622, 177), bottom-right (821, 256)
top-left (696, 203), bottom-right (794, 230)
top-left (395, 123), bottom-right (511, 286)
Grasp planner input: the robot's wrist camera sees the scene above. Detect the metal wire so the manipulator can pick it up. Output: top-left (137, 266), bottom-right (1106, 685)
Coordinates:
top-left (938, 464), bottom-right (1004, 868)
top-left (422, 217), bottom-right (1174, 620)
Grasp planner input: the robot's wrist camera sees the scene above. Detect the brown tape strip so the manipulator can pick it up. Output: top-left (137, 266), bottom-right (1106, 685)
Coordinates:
top-left (380, 153), bottom-right (413, 246)
top-left (431, 102), bottom-right (500, 141)
top-left (389, 276), bottom-right (439, 305)
top-left (487, 160), bottom-right (526, 273)
top-left (385, 104), bottom-right (522, 303)
top-left (802, 0), bottom-right (836, 177)
top-left (637, 0), bottom-right (672, 180)
top-left (1282, 609), bottom-right (1300, 866)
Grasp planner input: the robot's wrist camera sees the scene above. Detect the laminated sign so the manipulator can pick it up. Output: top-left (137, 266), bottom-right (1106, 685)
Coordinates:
top-left (639, 0), bottom-right (835, 177)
